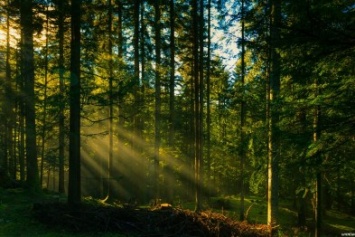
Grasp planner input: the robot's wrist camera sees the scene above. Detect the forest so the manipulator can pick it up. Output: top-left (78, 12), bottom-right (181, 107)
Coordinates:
top-left (0, 0), bottom-right (355, 236)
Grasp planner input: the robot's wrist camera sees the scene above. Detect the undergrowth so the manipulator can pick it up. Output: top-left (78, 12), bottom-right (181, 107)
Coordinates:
top-left (1, 188), bottom-right (354, 236)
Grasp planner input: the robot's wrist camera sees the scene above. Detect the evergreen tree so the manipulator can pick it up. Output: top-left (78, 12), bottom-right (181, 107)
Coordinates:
top-left (20, 0), bottom-right (40, 192)
top-left (68, 0), bottom-right (82, 206)
top-left (267, 0), bottom-right (281, 231)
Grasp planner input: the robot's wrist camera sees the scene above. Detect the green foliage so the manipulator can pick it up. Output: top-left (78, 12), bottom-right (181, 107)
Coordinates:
top-left (209, 197), bottom-right (232, 210)
top-left (0, 188), bottom-right (134, 237)
top-left (1, 0), bottom-right (355, 231)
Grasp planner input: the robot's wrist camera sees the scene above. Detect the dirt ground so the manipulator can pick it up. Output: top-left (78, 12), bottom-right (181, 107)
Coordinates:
top-left (33, 202), bottom-right (270, 237)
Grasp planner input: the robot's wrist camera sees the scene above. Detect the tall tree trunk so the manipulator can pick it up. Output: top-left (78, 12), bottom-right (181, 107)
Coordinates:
top-left (40, 4), bottom-right (50, 188)
top-left (57, 0), bottom-right (66, 194)
top-left (239, 0), bottom-right (246, 222)
top-left (206, 0), bottom-right (212, 199)
top-left (167, 0), bottom-right (176, 201)
top-left (192, 0), bottom-right (202, 212)
top-left (198, 0), bottom-right (204, 203)
top-left (314, 79), bottom-right (322, 237)
top-left (297, 112), bottom-right (308, 226)
top-left (116, 0), bottom-right (123, 135)
top-left (107, 0), bottom-right (114, 201)
top-left (20, 0), bottom-right (40, 193)
top-left (68, 0), bottom-right (82, 206)
top-left (169, 0), bottom-right (175, 149)
top-left (267, 0), bottom-right (281, 232)
top-left (140, 4), bottom-right (145, 91)
top-left (154, 0), bottom-right (161, 200)
top-left (3, 0), bottom-right (12, 177)
top-left (117, 0), bottom-right (123, 60)
top-left (16, 59), bottom-right (25, 182)
top-left (132, 0), bottom-right (140, 153)
top-left (19, 104), bottom-right (25, 182)
top-left (133, 0), bottom-right (140, 112)
top-left (188, 71), bottom-right (195, 201)
top-left (351, 179), bottom-right (355, 215)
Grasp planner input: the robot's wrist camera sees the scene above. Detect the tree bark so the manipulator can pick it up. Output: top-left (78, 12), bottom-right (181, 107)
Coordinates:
top-left (314, 79), bottom-right (322, 237)
top-left (192, 0), bottom-right (202, 212)
top-left (239, 0), bottom-right (246, 222)
top-left (40, 3), bottom-right (50, 188)
top-left (20, 0), bottom-right (40, 193)
top-left (68, 0), bottom-right (82, 206)
top-left (169, 0), bottom-right (175, 148)
top-left (167, 0), bottom-right (176, 202)
top-left (3, 0), bottom-right (13, 178)
top-left (107, 0), bottom-right (114, 201)
top-left (132, 0), bottom-right (140, 154)
top-left (154, 0), bottom-right (161, 200)
top-left (198, 0), bottom-right (204, 204)
top-left (57, 0), bottom-right (66, 194)
top-left (267, 0), bottom-right (281, 232)
top-left (117, 0), bottom-right (123, 60)
top-left (206, 0), bottom-right (212, 198)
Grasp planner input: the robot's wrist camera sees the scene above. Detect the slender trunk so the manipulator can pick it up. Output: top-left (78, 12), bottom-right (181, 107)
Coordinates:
top-left (58, 0), bottom-right (66, 194)
top-left (315, 151), bottom-right (322, 237)
top-left (206, 0), bottom-right (212, 199)
top-left (130, 0), bottom-right (140, 198)
top-left (239, 0), bottom-right (246, 221)
top-left (167, 0), bottom-right (176, 201)
top-left (107, 0), bottom-right (114, 200)
top-left (117, 0), bottom-right (123, 59)
top-left (189, 73), bottom-right (195, 200)
top-left (132, 0), bottom-right (140, 153)
top-left (140, 4), bottom-right (145, 90)
top-left (154, 0), bottom-right (161, 199)
top-left (15, 61), bottom-right (25, 182)
top-left (20, 0), bottom-right (40, 192)
top-left (46, 168), bottom-right (50, 189)
top-left (297, 100), bottom-right (308, 225)
top-left (116, 0), bottom-right (123, 150)
top-left (133, 0), bottom-right (140, 105)
top-left (3, 0), bottom-right (12, 176)
top-left (193, 0), bottom-right (202, 212)
top-left (68, 0), bottom-right (82, 206)
top-left (337, 157), bottom-right (341, 211)
top-left (19, 105), bottom-right (25, 182)
top-left (314, 79), bottom-right (322, 237)
top-left (52, 164), bottom-right (56, 191)
top-left (198, 0), bottom-right (204, 202)
top-left (41, 4), bottom-right (50, 188)
top-left (138, 1), bottom-right (146, 201)
top-left (267, 0), bottom-right (281, 232)
top-left (351, 179), bottom-right (355, 215)
top-left (169, 0), bottom-right (175, 148)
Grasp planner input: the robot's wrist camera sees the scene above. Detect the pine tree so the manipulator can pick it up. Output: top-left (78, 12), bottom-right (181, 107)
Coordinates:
top-left (68, 0), bottom-right (82, 206)
top-left (267, 0), bottom-right (281, 232)
top-left (20, 0), bottom-right (40, 193)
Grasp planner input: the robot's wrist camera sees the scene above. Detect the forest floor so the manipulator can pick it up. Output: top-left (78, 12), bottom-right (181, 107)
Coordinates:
top-left (1, 188), bottom-right (354, 237)
top-left (205, 196), bottom-right (355, 236)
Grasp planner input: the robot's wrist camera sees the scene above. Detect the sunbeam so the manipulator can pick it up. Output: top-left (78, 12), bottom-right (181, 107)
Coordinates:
top-left (79, 121), bottom-right (218, 204)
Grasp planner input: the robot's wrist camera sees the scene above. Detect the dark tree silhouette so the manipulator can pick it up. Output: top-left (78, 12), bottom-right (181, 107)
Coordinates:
top-left (68, 0), bottom-right (82, 206)
top-left (20, 0), bottom-right (40, 192)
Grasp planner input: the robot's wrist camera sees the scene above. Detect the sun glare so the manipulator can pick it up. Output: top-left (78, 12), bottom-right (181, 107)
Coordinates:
top-left (0, 25), bottom-right (20, 48)
top-left (0, 30), bottom-right (4, 41)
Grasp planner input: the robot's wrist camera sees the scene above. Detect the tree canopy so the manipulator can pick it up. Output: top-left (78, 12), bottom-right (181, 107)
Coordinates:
top-left (0, 0), bottom-right (355, 236)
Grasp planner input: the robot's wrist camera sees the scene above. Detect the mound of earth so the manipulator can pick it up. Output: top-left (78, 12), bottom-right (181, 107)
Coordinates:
top-left (33, 202), bottom-right (270, 237)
